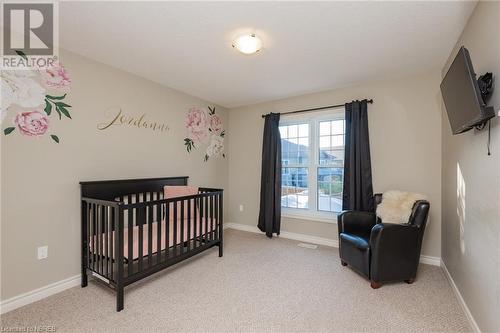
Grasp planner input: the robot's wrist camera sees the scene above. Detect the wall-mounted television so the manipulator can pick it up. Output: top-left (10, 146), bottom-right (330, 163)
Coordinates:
top-left (440, 46), bottom-right (495, 135)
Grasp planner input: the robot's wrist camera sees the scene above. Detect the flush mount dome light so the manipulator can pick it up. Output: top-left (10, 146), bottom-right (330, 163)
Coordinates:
top-left (232, 34), bottom-right (262, 54)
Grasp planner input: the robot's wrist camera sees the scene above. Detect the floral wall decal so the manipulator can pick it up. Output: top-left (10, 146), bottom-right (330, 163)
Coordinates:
top-left (1, 51), bottom-right (72, 143)
top-left (184, 106), bottom-right (225, 161)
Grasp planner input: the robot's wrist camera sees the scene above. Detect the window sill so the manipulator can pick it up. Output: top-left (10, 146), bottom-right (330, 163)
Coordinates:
top-left (281, 210), bottom-right (338, 224)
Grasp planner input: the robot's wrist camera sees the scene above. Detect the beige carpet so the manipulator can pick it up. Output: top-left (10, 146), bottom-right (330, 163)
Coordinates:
top-left (1, 229), bottom-right (470, 332)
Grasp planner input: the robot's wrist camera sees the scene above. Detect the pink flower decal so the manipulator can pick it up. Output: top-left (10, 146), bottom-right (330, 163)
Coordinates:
top-left (14, 111), bottom-right (49, 137)
top-left (185, 107), bottom-right (209, 144)
top-left (2, 51), bottom-right (70, 144)
top-left (184, 106), bottom-right (225, 161)
top-left (209, 114), bottom-right (223, 134)
top-left (41, 62), bottom-right (71, 91)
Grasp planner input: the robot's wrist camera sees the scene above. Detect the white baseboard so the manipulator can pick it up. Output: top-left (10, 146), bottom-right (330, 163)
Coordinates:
top-left (441, 260), bottom-right (481, 333)
top-left (225, 222), bottom-right (440, 266)
top-left (0, 274), bottom-right (81, 315)
top-left (225, 222), bottom-right (338, 247)
top-left (419, 255), bottom-right (441, 266)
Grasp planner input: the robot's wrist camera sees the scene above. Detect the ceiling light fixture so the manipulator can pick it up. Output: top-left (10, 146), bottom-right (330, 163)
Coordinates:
top-left (232, 34), bottom-right (262, 55)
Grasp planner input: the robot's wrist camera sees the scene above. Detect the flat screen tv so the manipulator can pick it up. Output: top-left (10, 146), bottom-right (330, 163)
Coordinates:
top-left (440, 46), bottom-right (495, 134)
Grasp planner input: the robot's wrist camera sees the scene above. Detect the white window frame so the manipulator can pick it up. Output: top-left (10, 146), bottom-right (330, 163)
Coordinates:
top-left (280, 107), bottom-right (345, 224)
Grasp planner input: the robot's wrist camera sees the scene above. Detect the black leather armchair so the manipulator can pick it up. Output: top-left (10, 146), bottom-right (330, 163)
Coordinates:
top-left (338, 194), bottom-right (430, 288)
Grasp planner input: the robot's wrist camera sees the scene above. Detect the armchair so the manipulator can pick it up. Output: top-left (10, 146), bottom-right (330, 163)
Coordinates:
top-left (338, 194), bottom-right (430, 288)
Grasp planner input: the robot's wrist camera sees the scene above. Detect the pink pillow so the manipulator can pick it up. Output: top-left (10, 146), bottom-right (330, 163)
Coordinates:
top-left (163, 186), bottom-right (199, 221)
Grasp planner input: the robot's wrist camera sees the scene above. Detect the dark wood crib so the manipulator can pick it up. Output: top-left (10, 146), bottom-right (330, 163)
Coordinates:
top-left (80, 176), bottom-right (223, 311)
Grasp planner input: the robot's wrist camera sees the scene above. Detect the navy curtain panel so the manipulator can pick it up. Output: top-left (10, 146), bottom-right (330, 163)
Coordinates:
top-left (258, 113), bottom-right (282, 238)
top-left (342, 100), bottom-right (374, 212)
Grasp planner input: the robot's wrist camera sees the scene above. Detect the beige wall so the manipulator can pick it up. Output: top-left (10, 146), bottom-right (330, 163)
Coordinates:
top-left (441, 2), bottom-right (500, 332)
top-left (1, 50), bottom-right (228, 301)
top-left (227, 71), bottom-right (443, 257)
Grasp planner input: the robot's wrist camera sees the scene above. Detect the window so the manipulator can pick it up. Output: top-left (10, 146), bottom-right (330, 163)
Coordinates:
top-left (280, 109), bottom-right (345, 220)
top-left (280, 124), bottom-right (309, 209)
top-left (317, 119), bottom-right (345, 213)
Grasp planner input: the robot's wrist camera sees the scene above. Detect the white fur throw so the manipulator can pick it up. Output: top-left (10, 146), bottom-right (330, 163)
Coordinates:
top-left (376, 190), bottom-right (427, 224)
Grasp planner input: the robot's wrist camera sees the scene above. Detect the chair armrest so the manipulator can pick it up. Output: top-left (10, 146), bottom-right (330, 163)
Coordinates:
top-left (337, 211), bottom-right (377, 237)
top-left (369, 223), bottom-right (421, 281)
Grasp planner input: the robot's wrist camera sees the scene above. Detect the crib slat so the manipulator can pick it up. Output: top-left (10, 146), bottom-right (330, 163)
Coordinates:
top-left (156, 203), bottom-right (161, 265)
top-left (138, 206), bottom-right (144, 272)
top-left (147, 205), bottom-right (153, 268)
top-left (92, 204), bottom-right (97, 272)
top-left (194, 198), bottom-right (198, 248)
top-left (100, 204), bottom-right (104, 275)
top-left (187, 199), bottom-right (191, 252)
top-left (214, 195), bottom-right (218, 241)
top-left (103, 205), bottom-right (108, 277)
top-left (214, 195), bottom-right (218, 240)
top-left (180, 200), bottom-right (185, 254)
top-left (173, 201), bottom-right (178, 256)
top-left (100, 205), bottom-right (104, 275)
top-left (101, 206), bottom-right (105, 274)
top-left (198, 198), bottom-right (201, 246)
top-left (87, 203), bottom-right (91, 271)
top-left (165, 203), bottom-right (170, 259)
top-left (110, 207), bottom-right (114, 281)
top-left (97, 205), bottom-right (100, 275)
top-left (101, 205), bottom-right (105, 275)
top-left (127, 195), bottom-right (133, 276)
top-left (210, 195), bottom-right (215, 241)
top-left (205, 196), bottom-right (209, 242)
top-left (205, 195), bottom-right (209, 243)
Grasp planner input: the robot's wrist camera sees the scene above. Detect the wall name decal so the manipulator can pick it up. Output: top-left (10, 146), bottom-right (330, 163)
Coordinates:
top-left (97, 107), bottom-right (170, 133)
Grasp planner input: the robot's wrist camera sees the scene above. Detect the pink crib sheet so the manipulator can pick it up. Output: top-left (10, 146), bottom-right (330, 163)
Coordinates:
top-left (90, 216), bottom-right (215, 260)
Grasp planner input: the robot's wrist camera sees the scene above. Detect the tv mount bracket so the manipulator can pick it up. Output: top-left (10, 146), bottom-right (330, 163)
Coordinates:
top-left (476, 72), bottom-right (494, 156)
top-left (478, 72), bottom-right (493, 104)
top-left (475, 72), bottom-right (494, 131)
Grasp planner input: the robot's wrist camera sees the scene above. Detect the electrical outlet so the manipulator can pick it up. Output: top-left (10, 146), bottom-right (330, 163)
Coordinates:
top-left (37, 246), bottom-right (48, 260)
top-left (239, 204), bottom-right (244, 212)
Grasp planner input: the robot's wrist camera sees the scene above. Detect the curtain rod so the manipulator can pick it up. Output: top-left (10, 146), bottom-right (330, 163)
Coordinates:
top-left (261, 99), bottom-right (373, 118)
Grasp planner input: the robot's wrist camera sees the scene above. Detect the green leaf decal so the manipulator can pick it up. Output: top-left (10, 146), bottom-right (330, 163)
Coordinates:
top-left (44, 100), bottom-right (52, 115)
top-left (50, 135), bottom-right (59, 143)
top-left (54, 107), bottom-right (62, 119)
top-left (184, 138), bottom-right (195, 153)
top-left (46, 94), bottom-right (67, 100)
top-left (58, 106), bottom-right (71, 119)
top-left (4, 127), bottom-right (15, 135)
top-left (15, 50), bottom-right (28, 61)
top-left (55, 102), bottom-right (72, 108)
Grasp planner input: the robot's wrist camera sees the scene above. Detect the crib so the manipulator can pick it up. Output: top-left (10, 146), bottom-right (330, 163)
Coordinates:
top-left (80, 176), bottom-right (223, 311)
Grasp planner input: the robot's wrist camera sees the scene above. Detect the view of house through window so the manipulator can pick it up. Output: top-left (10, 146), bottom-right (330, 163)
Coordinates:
top-left (317, 119), bottom-right (345, 212)
top-left (280, 111), bottom-right (345, 216)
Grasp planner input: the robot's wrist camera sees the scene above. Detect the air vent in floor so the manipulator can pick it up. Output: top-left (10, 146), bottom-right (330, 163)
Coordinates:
top-left (297, 242), bottom-right (318, 249)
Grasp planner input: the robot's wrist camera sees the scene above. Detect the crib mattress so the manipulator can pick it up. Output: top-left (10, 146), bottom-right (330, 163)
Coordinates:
top-left (90, 217), bottom-right (215, 260)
